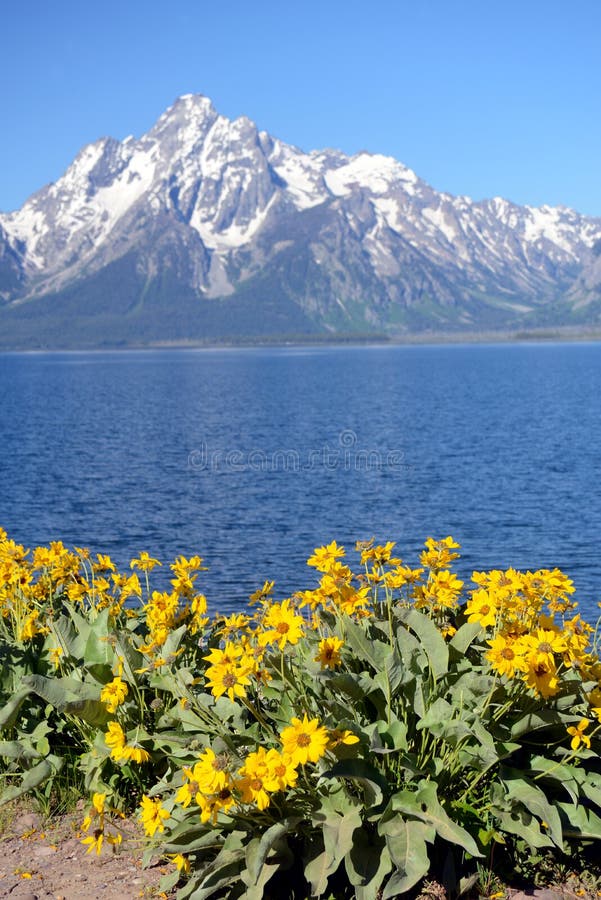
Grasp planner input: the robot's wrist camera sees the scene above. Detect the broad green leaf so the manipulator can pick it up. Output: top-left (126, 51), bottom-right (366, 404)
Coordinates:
top-left (395, 626), bottom-right (421, 682)
top-left (403, 608), bottom-right (449, 680)
top-left (0, 754), bottom-right (64, 805)
top-left (344, 619), bottom-right (393, 673)
top-left (528, 756), bottom-right (581, 804)
top-left (390, 781), bottom-right (481, 857)
top-left (245, 817), bottom-right (301, 887)
top-left (0, 740), bottom-right (41, 761)
top-left (368, 717), bottom-right (408, 754)
top-left (495, 809), bottom-right (554, 849)
top-left (305, 807), bottom-right (361, 895)
top-left (379, 817), bottom-right (432, 898)
top-left (510, 709), bottom-right (566, 739)
top-left (321, 759), bottom-right (390, 812)
top-left (556, 801), bottom-right (601, 840)
top-left (0, 685), bottom-right (32, 729)
top-left (502, 770), bottom-right (563, 848)
top-left (448, 621), bottom-right (482, 656)
top-left (345, 827), bottom-right (392, 900)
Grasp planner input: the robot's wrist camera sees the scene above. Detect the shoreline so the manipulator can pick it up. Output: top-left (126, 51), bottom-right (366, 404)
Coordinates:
top-left (2, 324), bottom-right (601, 354)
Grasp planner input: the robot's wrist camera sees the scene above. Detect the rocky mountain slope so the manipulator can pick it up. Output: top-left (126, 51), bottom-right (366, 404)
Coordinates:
top-left (1, 94), bottom-right (601, 347)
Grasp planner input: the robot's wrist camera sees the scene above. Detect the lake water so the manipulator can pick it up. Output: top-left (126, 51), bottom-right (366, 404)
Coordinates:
top-left (1, 342), bottom-right (600, 622)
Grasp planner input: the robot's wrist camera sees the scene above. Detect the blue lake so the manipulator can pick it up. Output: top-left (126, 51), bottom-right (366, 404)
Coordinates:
top-left (1, 342), bottom-right (600, 621)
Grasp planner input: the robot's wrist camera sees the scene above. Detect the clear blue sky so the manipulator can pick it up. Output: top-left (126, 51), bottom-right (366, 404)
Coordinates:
top-left (2, 0), bottom-right (600, 215)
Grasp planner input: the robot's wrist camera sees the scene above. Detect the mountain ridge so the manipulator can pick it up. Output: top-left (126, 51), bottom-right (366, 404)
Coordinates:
top-left (1, 93), bottom-right (601, 348)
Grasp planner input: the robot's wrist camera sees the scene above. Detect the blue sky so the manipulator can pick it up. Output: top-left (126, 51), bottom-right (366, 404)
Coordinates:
top-left (2, 0), bottom-right (600, 215)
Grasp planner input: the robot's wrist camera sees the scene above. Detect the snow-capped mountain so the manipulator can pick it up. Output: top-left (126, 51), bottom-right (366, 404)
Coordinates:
top-left (1, 93), bottom-right (601, 347)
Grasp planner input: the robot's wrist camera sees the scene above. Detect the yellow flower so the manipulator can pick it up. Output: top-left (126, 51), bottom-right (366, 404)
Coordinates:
top-left (420, 536), bottom-right (460, 570)
top-left (189, 747), bottom-right (231, 794)
top-left (205, 662), bottom-right (252, 702)
top-left (104, 722), bottom-right (126, 760)
top-left (280, 714), bottom-right (330, 766)
top-left (130, 551), bottom-right (162, 571)
top-left (169, 853), bottom-right (191, 874)
top-left (328, 728), bottom-right (360, 748)
top-left (20, 610), bottom-right (47, 642)
top-left (264, 749), bottom-right (299, 791)
top-left (567, 719), bottom-right (591, 751)
top-left (249, 581), bottom-right (275, 605)
top-left (100, 677), bottom-right (128, 713)
top-left (92, 792), bottom-right (106, 815)
top-left (260, 599), bottom-right (305, 650)
top-left (121, 743), bottom-right (151, 764)
top-left (48, 646), bottom-right (64, 668)
top-left (139, 796), bottom-right (170, 837)
top-left (465, 589), bottom-right (498, 629)
top-left (197, 785), bottom-right (236, 824)
top-left (81, 829), bottom-right (104, 855)
top-left (315, 636), bottom-right (344, 669)
top-left (486, 634), bottom-right (525, 679)
top-left (93, 553), bottom-right (116, 573)
top-left (238, 747), bottom-right (280, 810)
top-left (522, 656), bottom-right (560, 699)
top-left (307, 541), bottom-right (345, 573)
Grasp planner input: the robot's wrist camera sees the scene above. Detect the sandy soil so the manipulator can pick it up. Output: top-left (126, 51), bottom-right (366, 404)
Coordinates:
top-left (0, 809), bottom-right (175, 900)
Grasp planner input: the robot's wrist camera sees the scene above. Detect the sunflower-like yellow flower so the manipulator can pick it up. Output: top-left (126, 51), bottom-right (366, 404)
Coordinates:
top-left (315, 636), bottom-right (344, 669)
top-left (328, 728), bottom-right (360, 749)
top-left (130, 551), bottom-right (162, 571)
top-left (420, 536), bottom-right (460, 570)
top-left (567, 718), bottom-right (591, 751)
top-left (280, 714), bottom-right (329, 766)
top-left (139, 796), bottom-right (170, 837)
top-left (104, 721), bottom-right (127, 760)
top-left (486, 633), bottom-right (528, 679)
top-left (204, 661), bottom-right (252, 702)
top-left (238, 747), bottom-right (279, 811)
top-left (522, 656), bottom-right (560, 699)
top-left (264, 748), bottom-right (299, 791)
top-left (307, 541), bottom-right (345, 573)
top-left (259, 599), bottom-right (305, 650)
top-left (169, 854), bottom-right (191, 874)
top-left (100, 677), bottom-right (128, 714)
top-left (465, 589), bottom-right (498, 629)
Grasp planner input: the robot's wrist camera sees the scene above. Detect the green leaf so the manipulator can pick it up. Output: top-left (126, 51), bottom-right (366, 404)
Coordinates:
top-left (502, 770), bottom-right (563, 848)
top-left (0, 685), bottom-right (32, 729)
top-left (305, 807), bottom-right (361, 896)
top-left (379, 817), bottom-right (432, 898)
top-left (245, 817), bottom-right (301, 887)
top-left (0, 740), bottom-right (41, 761)
top-left (368, 717), bottom-right (408, 754)
top-left (344, 619), bottom-right (393, 672)
top-left (448, 621), bottom-right (482, 656)
top-left (510, 709), bottom-right (567, 739)
top-left (321, 759), bottom-right (390, 812)
top-left (390, 782), bottom-right (481, 857)
top-left (0, 754), bottom-right (64, 805)
top-left (556, 801), bottom-right (601, 840)
top-left (345, 827), bottom-right (392, 900)
top-left (528, 756), bottom-right (581, 804)
top-left (403, 608), bottom-right (449, 680)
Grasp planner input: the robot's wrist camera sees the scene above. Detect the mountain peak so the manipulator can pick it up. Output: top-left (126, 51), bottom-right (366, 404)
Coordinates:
top-left (2, 92), bottom-right (601, 346)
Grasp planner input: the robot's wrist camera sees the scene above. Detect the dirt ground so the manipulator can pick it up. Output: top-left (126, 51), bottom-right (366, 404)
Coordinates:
top-left (0, 806), bottom-right (599, 900)
top-left (0, 808), bottom-right (175, 900)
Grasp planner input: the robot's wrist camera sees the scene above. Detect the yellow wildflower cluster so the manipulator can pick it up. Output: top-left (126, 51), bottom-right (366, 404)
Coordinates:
top-left (167, 713), bottom-right (353, 827)
top-left (453, 566), bottom-right (594, 703)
